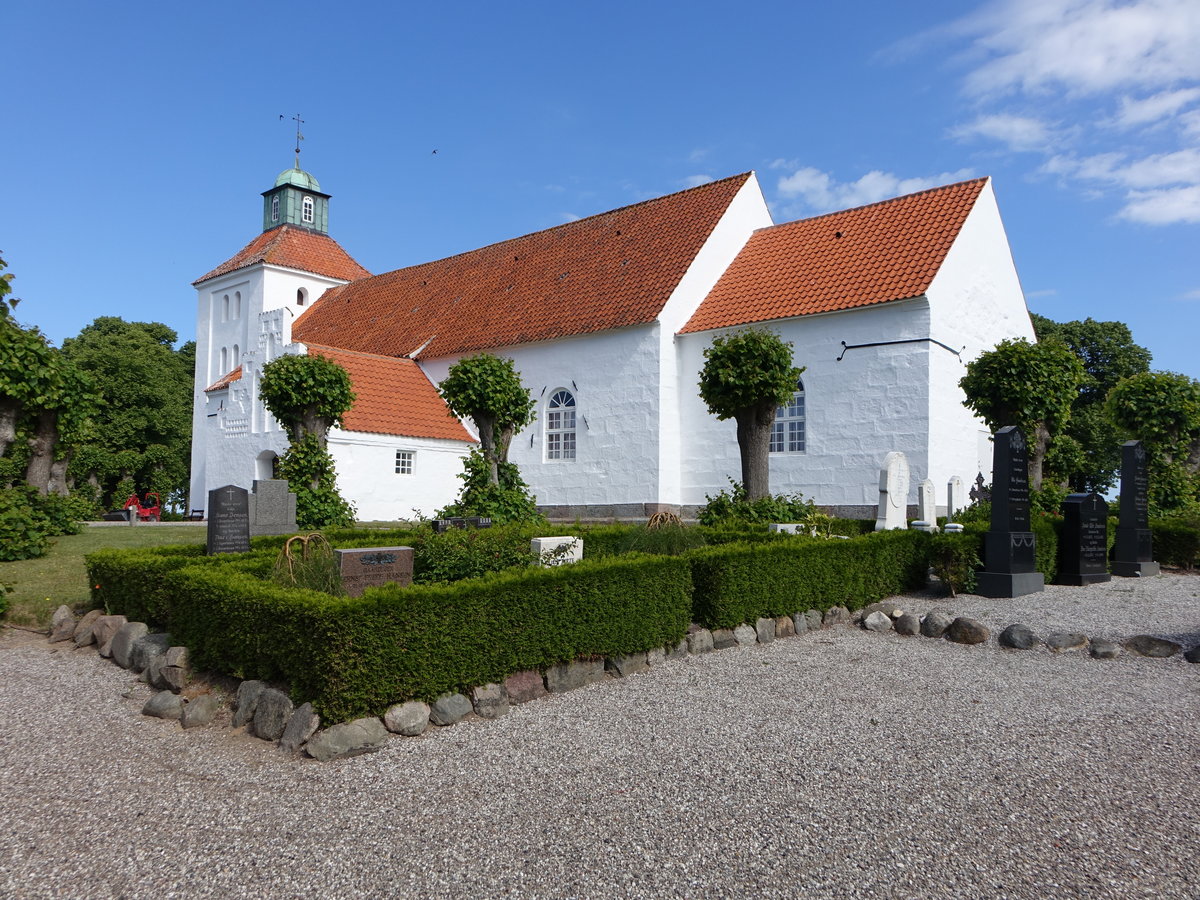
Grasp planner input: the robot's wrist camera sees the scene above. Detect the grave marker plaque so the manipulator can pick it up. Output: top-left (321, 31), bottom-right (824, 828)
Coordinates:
top-left (913, 479), bottom-right (938, 532)
top-left (336, 547), bottom-right (414, 598)
top-left (946, 475), bottom-right (966, 521)
top-left (1055, 492), bottom-right (1112, 586)
top-left (976, 427), bottom-right (1044, 598)
top-left (431, 516), bottom-right (493, 534)
top-left (207, 485), bottom-right (251, 555)
top-left (1111, 440), bottom-right (1159, 577)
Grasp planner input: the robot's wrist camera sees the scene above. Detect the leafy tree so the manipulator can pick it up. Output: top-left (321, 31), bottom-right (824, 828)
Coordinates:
top-left (436, 448), bottom-right (542, 524)
top-left (0, 256), bottom-right (97, 496)
top-left (438, 354), bottom-right (536, 487)
top-left (259, 353), bottom-right (355, 449)
top-left (1107, 370), bottom-right (1200, 514)
top-left (698, 329), bottom-right (803, 502)
top-left (1031, 314), bottom-right (1152, 491)
top-left (959, 338), bottom-right (1085, 491)
top-left (259, 353), bottom-right (356, 528)
top-left (60, 317), bottom-right (193, 507)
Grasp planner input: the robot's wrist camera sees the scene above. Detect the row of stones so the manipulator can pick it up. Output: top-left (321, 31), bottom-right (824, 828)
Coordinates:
top-left (855, 600), bottom-right (1200, 661)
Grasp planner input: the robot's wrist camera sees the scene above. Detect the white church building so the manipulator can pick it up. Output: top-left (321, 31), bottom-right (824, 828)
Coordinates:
top-left (189, 165), bottom-right (1036, 521)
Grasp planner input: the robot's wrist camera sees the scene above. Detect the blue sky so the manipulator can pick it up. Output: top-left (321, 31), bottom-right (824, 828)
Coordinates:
top-left (6, 0), bottom-right (1198, 379)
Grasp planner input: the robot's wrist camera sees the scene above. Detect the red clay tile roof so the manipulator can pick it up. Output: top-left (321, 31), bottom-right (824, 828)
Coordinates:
top-left (195, 225), bottom-right (371, 285)
top-left (292, 174), bottom-right (753, 359)
top-left (679, 177), bottom-right (989, 334)
top-left (203, 365), bottom-right (242, 392)
top-left (307, 345), bottom-right (475, 442)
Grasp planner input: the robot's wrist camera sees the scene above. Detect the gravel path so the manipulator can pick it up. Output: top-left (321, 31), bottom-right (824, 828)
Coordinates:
top-left (1, 575), bottom-right (1198, 899)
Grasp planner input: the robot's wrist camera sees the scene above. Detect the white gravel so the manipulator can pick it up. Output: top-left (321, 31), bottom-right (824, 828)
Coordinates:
top-left (1, 574), bottom-right (1198, 899)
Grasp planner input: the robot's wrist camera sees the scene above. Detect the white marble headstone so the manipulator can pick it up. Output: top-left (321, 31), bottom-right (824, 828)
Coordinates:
top-left (947, 475), bottom-right (965, 520)
top-left (918, 479), bottom-right (937, 523)
top-left (874, 451), bottom-right (910, 531)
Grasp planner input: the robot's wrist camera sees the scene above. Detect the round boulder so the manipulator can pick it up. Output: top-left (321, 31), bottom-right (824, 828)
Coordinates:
top-left (1123, 635), bottom-right (1182, 658)
top-left (893, 613), bottom-right (920, 636)
top-left (999, 624), bottom-right (1039, 650)
top-left (920, 611), bottom-right (954, 639)
top-left (862, 611), bottom-right (893, 633)
top-left (945, 617), bottom-right (990, 645)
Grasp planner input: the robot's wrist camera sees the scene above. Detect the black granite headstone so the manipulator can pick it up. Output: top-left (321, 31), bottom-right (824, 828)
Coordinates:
top-left (1111, 440), bottom-right (1159, 577)
top-left (976, 426), bottom-right (1045, 598)
top-left (207, 484), bottom-right (251, 555)
top-left (1055, 492), bottom-right (1112, 586)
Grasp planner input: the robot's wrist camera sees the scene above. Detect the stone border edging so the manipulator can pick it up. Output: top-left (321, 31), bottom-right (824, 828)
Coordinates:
top-left (40, 600), bottom-right (1200, 762)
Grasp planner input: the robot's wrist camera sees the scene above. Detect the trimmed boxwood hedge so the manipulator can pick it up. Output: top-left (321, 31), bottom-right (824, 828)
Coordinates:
top-left (89, 551), bottom-right (692, 722)
top-left (1151, 518), bottom-right (1200, 569)
top-left (687, 530), bottom-right (931, 629)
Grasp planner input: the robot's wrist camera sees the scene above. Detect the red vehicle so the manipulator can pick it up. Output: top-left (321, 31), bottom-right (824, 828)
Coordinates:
top-left (123, 492), bottom-right (162, 522)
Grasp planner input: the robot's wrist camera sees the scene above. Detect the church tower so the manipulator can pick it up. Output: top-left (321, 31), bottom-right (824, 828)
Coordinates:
top-left (188, 160), bottom-right (369, 512)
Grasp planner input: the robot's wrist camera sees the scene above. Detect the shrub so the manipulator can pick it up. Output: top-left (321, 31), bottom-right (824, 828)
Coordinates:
top-left (1151, 516), bottom-right (1200, 569)
top-left (697, 480), bottom-right (818, 526)
top-left (410, 523), bottom-right (544, 584)
top-left (616, 522), bottom-right (707, 556)
top-left (437, 449), bottom-right (543, 524)
top-left (272, 534), bottom-right (344, 595)
top-left (31, 491), bottom-right (88, 536)
top-left (929, 532), bottom-right (981, 597)
top-left (0, 487), bottom-right (52, 561)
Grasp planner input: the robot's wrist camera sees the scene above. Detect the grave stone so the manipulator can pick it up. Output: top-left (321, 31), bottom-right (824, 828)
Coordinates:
top-left (1111, 441), bottom-right (1160, 577)
top-left (946, 475), bottom-right (966, 521)
top-left (912, 479), bottom-right (938, 532)
top-left (975, 426), bottom-right (1044, 598)
top-left (874, 451), bottom-right (910, 531)
top-left (248, 479), bottom-right (298, 537)
top-left (207, 485), bottom-right (250, 554)
top-left (336, 547), bottom-right (414, 598)
top-left (1055, 492), bottom-right (1112, 586)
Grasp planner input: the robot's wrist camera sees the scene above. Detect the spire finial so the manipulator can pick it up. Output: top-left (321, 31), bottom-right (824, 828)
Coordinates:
top-left (281, 113), bottom-right (305, 167)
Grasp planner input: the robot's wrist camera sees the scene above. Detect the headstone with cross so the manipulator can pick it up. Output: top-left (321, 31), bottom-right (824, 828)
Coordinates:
top-left (874, 451), bottom-right (910, 531)
top-left (207, 484), bottom-right (251, 555)
top-left (1055, 492), bottom-right (1112, 585)
top-left (976, 427), bottom-right (1044, 598)
top-left (1111, 440), bottom-right (1160, 577)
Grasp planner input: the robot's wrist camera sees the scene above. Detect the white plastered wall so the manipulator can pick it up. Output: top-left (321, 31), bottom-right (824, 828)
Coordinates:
top-left (419, 325), bottom-right (665, 510)
top-left (677, 299), bottom-right (935, 510)
top-left (329, 431), bottom-right (472, 521)
top-left (925, 178), bottom-right (1037, 504)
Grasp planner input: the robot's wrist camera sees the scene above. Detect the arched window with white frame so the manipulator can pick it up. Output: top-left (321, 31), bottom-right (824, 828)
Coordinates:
top-left (770, 378), bottom-right (806, 454)
top-left (271, 195), bottom-right (280, 222)
top-left (546, 389), bottom-right (577, 460)
top-left (302, 195), bottom-right (314, 224)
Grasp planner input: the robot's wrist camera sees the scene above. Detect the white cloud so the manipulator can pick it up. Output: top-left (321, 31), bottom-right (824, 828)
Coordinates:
top-left (559, 212), bottom-right (581, 223)
top-left (1024, 288), bottom-right (1059, 299)
top-left (1113, 87), bottom-right (1200, 128)
top-left (1119, 185), bottom-right (1200, 224)
top-left (776, 166), bottom-right (976, 213)
top-left (1044, 149), bottom-right (1200, 188)
top-left (1177, 288), bottom-right (1200, 300)
top-left (951, 113), bottom-right (1057, 151)
top-left (959, 0), bottom-right (1200, 98)
top-left (680, 174), bottom-right (714, 189)
top-left (687, 148), bottom-right (710, 163)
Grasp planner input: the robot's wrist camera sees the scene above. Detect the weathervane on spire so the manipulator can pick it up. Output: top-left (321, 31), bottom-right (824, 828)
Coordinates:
top-left (280, 113), bottom-right (305, 167)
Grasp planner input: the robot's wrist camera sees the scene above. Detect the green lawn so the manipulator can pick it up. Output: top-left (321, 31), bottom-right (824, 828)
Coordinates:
top-left (1, 525), bottom-right (207, 629)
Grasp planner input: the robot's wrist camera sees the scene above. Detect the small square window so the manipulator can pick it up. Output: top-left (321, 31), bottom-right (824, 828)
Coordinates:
top-left (395, 450), bottom-right (414, 475)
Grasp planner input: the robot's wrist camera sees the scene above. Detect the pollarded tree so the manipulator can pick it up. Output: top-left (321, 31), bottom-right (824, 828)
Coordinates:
top-left (1106, 370), bottom-right (1200, 513)
top-left (259, 353), bottom-right (357, 528)
top-left (698, 329), bottom-right (804, 502)
top-left (438, 353), bottom-right (536, 487)
top-left (259, 353), bottom-right (355, 449)
top-left (958, 337), bottom-right (1084, 491)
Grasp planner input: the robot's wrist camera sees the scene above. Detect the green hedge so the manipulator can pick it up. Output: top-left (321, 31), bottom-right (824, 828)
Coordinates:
top-left (1151, 518), bottom-right (1200, 568)
top-left (89, 551), bottom-right (692, 722)
top-left (687, 530), bottom-right (930, 629)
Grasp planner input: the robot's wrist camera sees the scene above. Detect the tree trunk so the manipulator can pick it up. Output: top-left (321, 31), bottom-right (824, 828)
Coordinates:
top-left (496, 425), bottom-right (514, 465)
top-left (1029, 421), bottom-right (1050, 492)
top-left (48, 454), bottom-right (71, 497)
top-left (735, 402), bottom-right (777, 501)
top-left (474, 413), bottom-right (499, 486)
top-left (0, 399), bottom-right (18, 458)
top-left (24, 409), bottom-right (59, 496)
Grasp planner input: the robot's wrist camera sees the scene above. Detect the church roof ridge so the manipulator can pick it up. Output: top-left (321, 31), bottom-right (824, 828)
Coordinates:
top-left (292, 173), bottom-right (755, 359)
